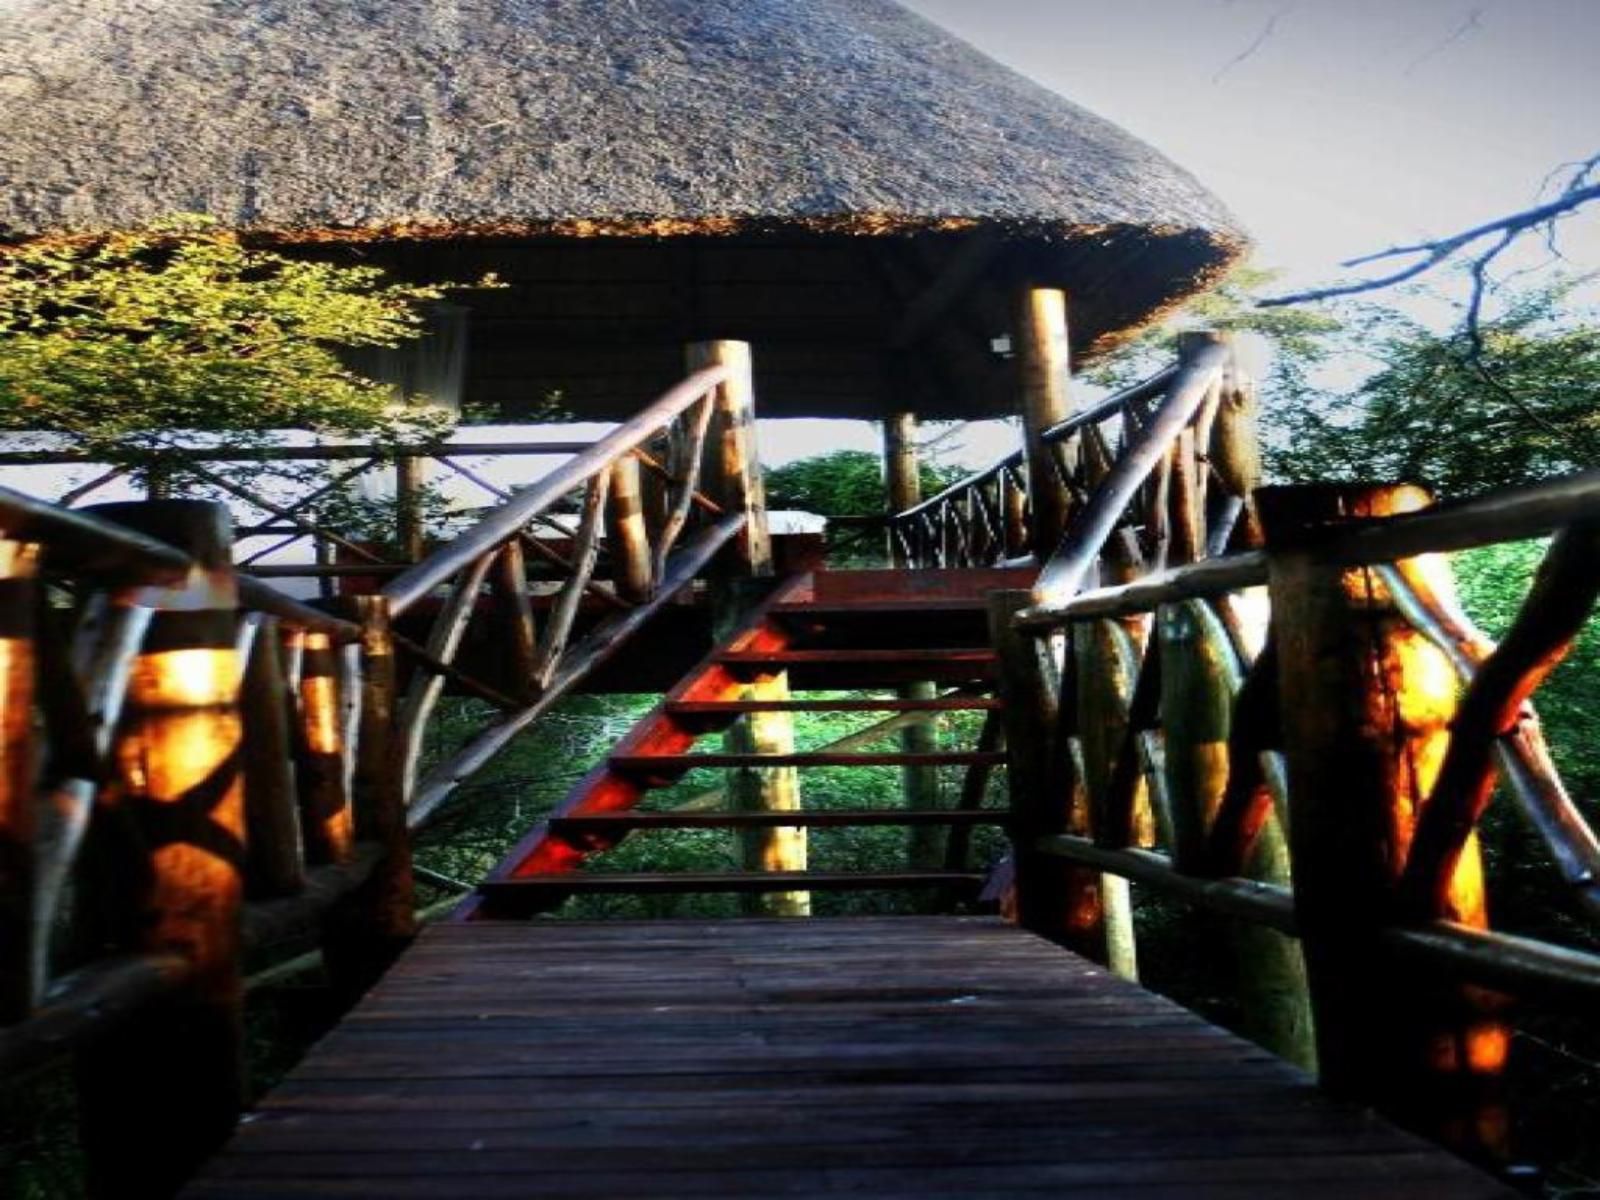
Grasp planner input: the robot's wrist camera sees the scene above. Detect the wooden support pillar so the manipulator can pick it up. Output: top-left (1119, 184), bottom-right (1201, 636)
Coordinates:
top-left (989, 590), bottom-right (1104, 957)
top-left (883, 412), bottom-right (947, 871)
top-left (0, 538), bottom-right (39, 1022)
top-left (690, 340), bottom-right (802, 914)
top-left (324, 595), bottom-right (416, 996)
top-left (1264, 483), bottom-right (1508, 1162)
top-left (395, 454), bottom-right (426, 562)
top-left (1016, 287), bottom-right (1074, 562)
top-left (240, 617), bottom-right (306, 899)
top-left (606, 455), bottom-right (654, 603)
top-left (74, 500), bottom-right (246, 1199)
top-left (291, 628), bottom-right (354, 866)
top-left (691, 339), bottom-right (772, 587)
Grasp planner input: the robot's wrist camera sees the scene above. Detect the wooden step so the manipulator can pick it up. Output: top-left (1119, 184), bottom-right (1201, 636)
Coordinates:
top-left (719, 648), bottom-right (996, 667)
top-left (772, 600), bottom-right (994, 615)
top-left (548, 809), bottom-right (1011, 833)
top-left (667, 697), bottom-right (1000, 716)
top-left (479, 870), bottom-right (987, 898)
top-left (610, 751), bottom-right (1008, 774)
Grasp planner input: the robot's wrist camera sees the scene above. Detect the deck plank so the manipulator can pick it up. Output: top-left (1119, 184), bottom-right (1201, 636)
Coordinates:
top-left (184, 917), bottom-right (1513, 1198)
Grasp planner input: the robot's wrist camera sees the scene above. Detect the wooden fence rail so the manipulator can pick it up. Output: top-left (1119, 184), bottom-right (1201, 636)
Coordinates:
top-left (999, 464), bottom-right (1600, 1168)
top-left (0, 345), bottom-right (768, 1196)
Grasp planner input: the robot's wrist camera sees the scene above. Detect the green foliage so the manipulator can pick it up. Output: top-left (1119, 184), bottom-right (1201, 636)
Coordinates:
top-left (1084, 263), bottom-right (1344, 396)
top-left (1267, 279), bottom-right (1600, 494)
top-left (1454, 541), bottom-right (1600, 806)
top-left (0, 216), bottom-right (488, 457)
top-left (764, 449), bottom-right (965, 518)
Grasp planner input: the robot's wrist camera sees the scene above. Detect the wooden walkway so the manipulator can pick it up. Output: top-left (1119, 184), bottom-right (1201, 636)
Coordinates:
top-left (185, 918), bottom-right (1512, 1198)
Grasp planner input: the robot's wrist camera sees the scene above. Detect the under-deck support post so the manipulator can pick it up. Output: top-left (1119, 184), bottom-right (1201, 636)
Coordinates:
top-left (324, 594), bottom-right (416, 995)
top-left (884, 412), bottom-right (946, 872)
top-left (1264, 483), bottom-right (1509, 1163)
top-left (989, 590), bottom-right (1104, 957)
top-left (691, 340), bottom-right (804, 915)
top-left (74, 501), bottom-right (247, 1199)
top-left (1016, 287), bottom-right (1074, 562)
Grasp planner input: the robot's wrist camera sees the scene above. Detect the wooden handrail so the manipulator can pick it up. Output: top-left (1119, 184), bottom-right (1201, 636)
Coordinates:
top-left (1034, 342), bottom-right (1228, 602)
top-left (0, 439), bottom-right (598, 466)
top-left (382, 365), bottom-right (731, 615)
top-left (888, 366), bottom-right (1178, 528)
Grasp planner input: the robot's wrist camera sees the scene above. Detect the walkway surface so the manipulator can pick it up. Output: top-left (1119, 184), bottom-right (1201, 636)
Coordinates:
top-left (186, 917), bottom-right (1511, 1198)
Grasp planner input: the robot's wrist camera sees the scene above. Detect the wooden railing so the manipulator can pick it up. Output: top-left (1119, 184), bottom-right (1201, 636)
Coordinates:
top-left (0, 487), bottom-right (384, 1195)
top-left (994, 455), bottom-right (1600, 1166)
top-left (0, 343), bottom-right (766, 1195)
top-left (381, 351), bottom-right (758, 828)
top-left (885, 336), bottom-right (1242, 573)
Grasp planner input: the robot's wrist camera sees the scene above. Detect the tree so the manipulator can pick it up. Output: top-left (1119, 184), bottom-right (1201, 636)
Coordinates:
top-left (1083, 263), bottom-right (1344, 403)
top-left (0, 217), bottom-right (486, 462)
top-left (764, 449), bottom-right (966, 518)
top-left (1265, 277), bottom-right (1600, 494)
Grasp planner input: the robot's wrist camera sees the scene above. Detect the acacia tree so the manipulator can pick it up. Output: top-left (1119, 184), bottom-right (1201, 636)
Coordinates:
top-left (1266, 277), bottom-right (1600, 493)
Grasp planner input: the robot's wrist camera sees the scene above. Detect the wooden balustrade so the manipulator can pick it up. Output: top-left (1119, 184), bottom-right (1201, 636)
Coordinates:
top-left (885, 335), bottom-right (1235, 573)
top-left (0, 349), bottom-right (770, 1196)
top-left (1003, 465), bottom-right (1600, 1166)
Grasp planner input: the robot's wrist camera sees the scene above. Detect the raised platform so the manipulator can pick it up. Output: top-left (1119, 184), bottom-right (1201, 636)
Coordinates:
top-left (183, 917), bottom-right (1511, 1198)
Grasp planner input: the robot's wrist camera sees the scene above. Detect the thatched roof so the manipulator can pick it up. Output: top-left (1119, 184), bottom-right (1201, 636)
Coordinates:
top-left (0, 0), bottom-right (1248, 419)
top-left (0, 0), bottom-right (1241, 245)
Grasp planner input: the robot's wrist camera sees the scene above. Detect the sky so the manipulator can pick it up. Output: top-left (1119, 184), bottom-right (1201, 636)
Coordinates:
top-left (756, 0), bottom-right (1600, 468)
top-left (905, 0), bottom-right (1600, 294)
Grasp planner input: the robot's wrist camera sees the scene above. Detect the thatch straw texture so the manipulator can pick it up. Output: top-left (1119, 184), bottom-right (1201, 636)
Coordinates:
top-left (0, 0), bottom-right (1242, 251)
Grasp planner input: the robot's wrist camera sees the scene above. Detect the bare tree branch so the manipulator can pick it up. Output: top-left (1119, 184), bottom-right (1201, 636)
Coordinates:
top-left (1405, 6), bottom-right (1486, 76)
top-left (1260, 152), bottom-right (1600, 309)
top-left (1213, 6), bottom-right (1293, 83)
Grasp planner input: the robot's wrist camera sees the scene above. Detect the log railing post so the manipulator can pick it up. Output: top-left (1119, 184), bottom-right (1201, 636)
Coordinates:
top-left (240, 617), bottom-right (306, 899)
top-left (689, 341), bottom-right (803, 914)
top-left (606, 455), bottom-right (654, 603)
top-left (324, 594), bottom-right (415, 996)
top-left (0, 537), bottom-right (39, 1022)
top-left (291, 628), bottom-right (354, 866)
top-left (884, 411), bottom-right (946, 872)
top-left (74, 500), bottom-right (247, 1198)
top-left (989, 590), bottom-right (1104, 957)
top-left (1263, 483), bottom-right (1509, 1162)
top-left (1016, 287), bottom-right (1074, 562)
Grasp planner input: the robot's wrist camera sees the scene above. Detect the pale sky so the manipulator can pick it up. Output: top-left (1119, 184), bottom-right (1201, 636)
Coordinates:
top-left (905, 0), bottom-right (1600, 292)
top-left (764, 0), bottom-right (1600, 468)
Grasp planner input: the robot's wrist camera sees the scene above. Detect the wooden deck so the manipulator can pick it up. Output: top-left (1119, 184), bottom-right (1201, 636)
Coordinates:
top-left (185, 918), bottom-right (1512, 1198)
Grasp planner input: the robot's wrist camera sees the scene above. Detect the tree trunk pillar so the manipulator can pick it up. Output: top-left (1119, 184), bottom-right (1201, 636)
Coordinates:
top-left (883, 412), bottom-right (946, 872)
top-left (1016, 287), bottom-right (1074, 562)
top-left (690, 341), bottom-right (804, 915)
top-left (1263, 483), bottom-right (1509, 1163)
top-left (74, 500), bottom-right (247, 1199)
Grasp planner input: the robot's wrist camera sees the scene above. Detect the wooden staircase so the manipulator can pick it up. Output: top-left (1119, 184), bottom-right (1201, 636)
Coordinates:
top-left (469, 569), bottom-right (1030, 917)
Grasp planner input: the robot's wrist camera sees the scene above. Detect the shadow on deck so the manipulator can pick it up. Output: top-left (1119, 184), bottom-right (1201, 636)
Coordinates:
top-left (184, 917), bottom-right (1511, 1198)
